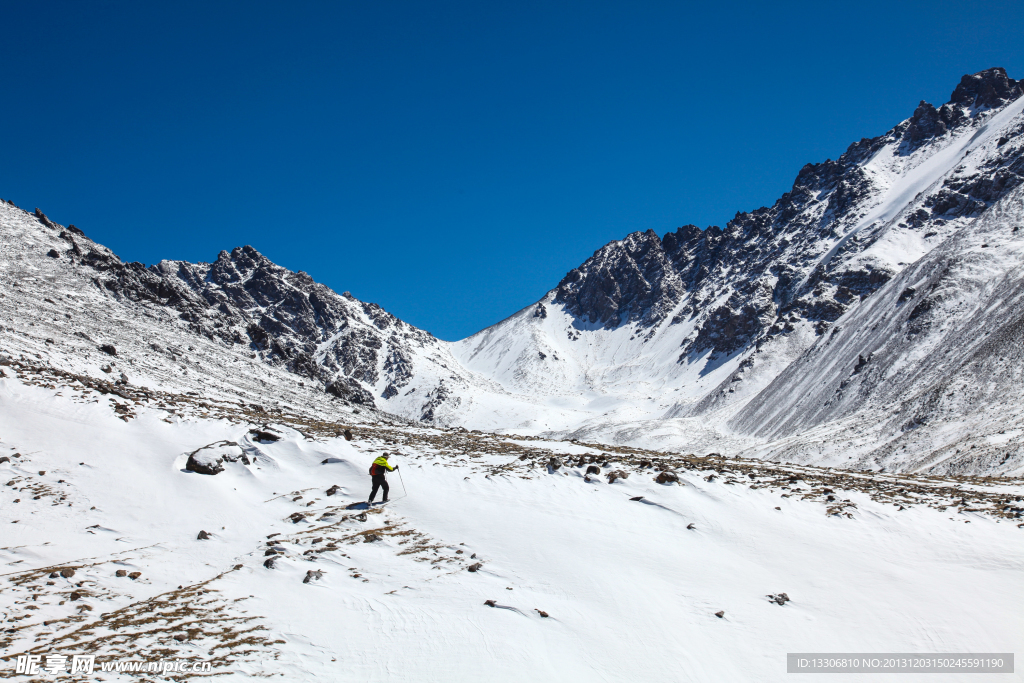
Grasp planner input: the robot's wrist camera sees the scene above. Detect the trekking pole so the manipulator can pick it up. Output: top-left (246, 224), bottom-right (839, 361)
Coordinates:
top-left (397, 466), bottom-right (408, 500)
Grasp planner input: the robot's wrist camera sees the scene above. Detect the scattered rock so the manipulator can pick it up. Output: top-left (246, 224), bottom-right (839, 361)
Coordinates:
top-left (251, 428), bottom-right (281, 442)
top-left (715, 611), bottom-right (725, 618)
top-left (767, 593), bottom-right (790, 605)
top-left (686, 523), bottom-right (696, 530)
top-left (115, 570), bottom-right (127, 577)
top-left (98, 344), bottom-right (117, 356)
top-left (47, 248), bottom-right (60, 258)
top-left (264, 557), bottom-right (277, 569)
top-left (303, 570), bottom-right (323, 584)
top-left (0, 457), bottom-right (9, 464)
top-left (640, 459), bottom-right (653, 468)
top-left (586, 465), bottom-right (601, 475)
top-left (822, 488), bottom-right (834, 494)
top-left (38, 471), bottom-right (46, 476)
top-left (289, 512), bottom-right (306, 523)
top-left (326, 484), bottom-right (342, 496)
top-left (185, 448), bottom-right (225, 475)
top-left (484, 599), bottom-right (497, 607)
top-left (630, 496), bottom-right (644, 501)
top-left (128, 571), bottom-right (142, 580)
top-left (173, 634), bottom-right (187, 642)
top-left (655, 470), bottom-right (680, 484)
top-left (49, 572), bottom-right (60, 579)
top-left (467, 562), bottom-right (483, 572)
top-left (69, 592), bottom-right (81, 601)
top-left (197, 530), bottom-right (211, 540)
top-left (775, 506), bottom-right (781, 510)
top-left (548, 457), bottom-right (563, 470)
top-left (343, 429), bottom-right (353, 441)
top-left (606, 470), bottom-right (629, 483)
top-left (60, 568), bottom-right (75, 578)
top-left (535, 609), bottom-right (549, 618)
top-left (363, 533), bottom-right (380, 543)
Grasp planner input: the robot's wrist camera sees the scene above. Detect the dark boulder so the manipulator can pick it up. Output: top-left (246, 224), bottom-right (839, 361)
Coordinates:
top-left (197, 530), bottom-right (211, 540)
top-left (606, 470), bottom-right (629, 483)
top-left (656, 471), bottom-right (680, 484)
top-left (185, 450), bottom-right (224, 475)
top-left (250, 428), bottom-right (281, 442)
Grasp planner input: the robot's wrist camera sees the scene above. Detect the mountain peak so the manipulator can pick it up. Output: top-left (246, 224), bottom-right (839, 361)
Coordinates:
top-left (948, 67), bottom-right (1022, 110)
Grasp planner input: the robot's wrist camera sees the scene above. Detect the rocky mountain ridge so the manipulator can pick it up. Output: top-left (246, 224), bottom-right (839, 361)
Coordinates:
top-left (3, 67), bottom-right (1024, 475)
top-left (554, 67), bottom-right (1024, 358)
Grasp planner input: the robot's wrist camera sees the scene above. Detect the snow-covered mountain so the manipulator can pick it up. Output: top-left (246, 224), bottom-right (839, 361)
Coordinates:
top-left (3, 68), bottom-right (1024, 681)
top-left (2, 68), bottom-right (1023, 476)
top-left (450, 67), bottom-right (1024, 474)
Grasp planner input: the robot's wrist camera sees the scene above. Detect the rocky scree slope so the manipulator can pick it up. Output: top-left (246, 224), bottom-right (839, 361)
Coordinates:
top-left (0, 201), bottom-right (418, 424)
top-left (0, 199), bottom-right (494, 422)
top-left (730, 182), bottom-right (1024, 475)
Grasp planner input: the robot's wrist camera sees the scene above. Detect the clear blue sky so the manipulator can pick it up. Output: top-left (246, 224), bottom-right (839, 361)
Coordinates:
top-left (3, 1), bottom-right (1022, 340)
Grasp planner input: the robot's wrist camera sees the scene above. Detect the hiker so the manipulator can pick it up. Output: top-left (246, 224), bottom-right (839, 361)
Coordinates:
top-left (368, 452), bottom-right (397, 504)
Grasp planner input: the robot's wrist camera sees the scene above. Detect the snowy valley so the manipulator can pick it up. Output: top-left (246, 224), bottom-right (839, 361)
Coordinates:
top-left (1, 67), bottom-right (1023, 681)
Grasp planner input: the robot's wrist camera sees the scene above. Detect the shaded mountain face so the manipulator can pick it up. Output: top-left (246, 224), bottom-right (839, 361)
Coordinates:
top-left (555, 67), bottom-right (1024, 358)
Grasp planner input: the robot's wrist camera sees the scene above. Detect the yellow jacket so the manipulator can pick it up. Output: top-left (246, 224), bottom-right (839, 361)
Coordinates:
top-left (371, 456), bottom-right (394, 474)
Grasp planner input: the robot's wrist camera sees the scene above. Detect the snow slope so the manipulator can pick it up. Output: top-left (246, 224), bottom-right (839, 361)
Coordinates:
top-left (1, 368), bottom-right (1021, 682)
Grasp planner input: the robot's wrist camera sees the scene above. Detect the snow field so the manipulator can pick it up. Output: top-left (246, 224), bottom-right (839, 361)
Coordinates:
top-left (1, 375), bottom-right (1021, 682)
